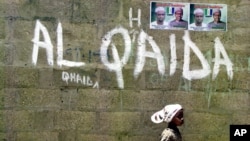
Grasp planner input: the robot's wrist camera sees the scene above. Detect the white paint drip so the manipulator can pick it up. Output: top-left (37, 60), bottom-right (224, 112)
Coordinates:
top-left (182, 31), bottom-right (211, 80)
top-left (169, 34), bottom-right (177, 76)
top-left (134, 30), bottom-right (165, 78)
top-left (100, 26), bottom-right (131, 89)
top-left (31, 20), bottom-right (54, 66)
top-left (212, 37), bottom-right (233, 80)
top-left (129, 29), bottom-right (139, 43)
top-left (57, 22), bottom-right (85, 67)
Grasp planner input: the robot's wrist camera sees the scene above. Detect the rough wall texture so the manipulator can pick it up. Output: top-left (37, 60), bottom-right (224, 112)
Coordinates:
top-left (0, 0), bottom-right (249, 141)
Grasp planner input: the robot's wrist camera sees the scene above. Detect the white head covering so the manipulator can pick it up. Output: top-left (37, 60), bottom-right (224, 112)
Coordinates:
top-left (155, 7), bottom-right (166, 13)
top-left (193, 8), bottom-right (204, 15)
top-left (151, 104), bottom-right (182, 124)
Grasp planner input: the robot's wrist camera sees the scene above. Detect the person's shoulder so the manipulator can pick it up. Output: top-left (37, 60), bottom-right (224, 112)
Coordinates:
top-left (169, 20), bottom-right (175, 26)
top-left (162, 128), bottom-right (175, 134)
top-left (203, 23), bottom-right (208, 26)
top-left (189, 23), bottom-right (195, 26)
top-left (219, 21), bottom-right (226, 24)
top-left (160, 128), bottom-right (175, 141)
top-left (160, 127), bottom-right (182, 141)
top-left (170, 19), bottom-right (187, 23)
top-left (208, 21), bottom-right (213, 24)
top-left (163, 21), bottom-right (169, 25)
top-left (209, 21), bottom-right (226, 25)
top-left (169, 20), bottom-right (175, 24)
top-left (150, 22), bottom-right (169, 29)
top-left (180, 19), bottom-right (188, 23)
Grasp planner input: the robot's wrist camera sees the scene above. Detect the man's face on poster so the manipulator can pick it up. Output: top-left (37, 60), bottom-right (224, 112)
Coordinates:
top-left (156, 11), bottom-right (165, 23)
top-left (175, 11), bottom-right (183, 21)
top-left (195, 13), bottom-right (203, 24)
top-left (213, 12), bottom-right (221, 22)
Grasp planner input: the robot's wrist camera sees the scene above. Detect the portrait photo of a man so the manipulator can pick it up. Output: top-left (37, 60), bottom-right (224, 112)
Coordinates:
top-left (150, 6), bottom-right (169, 29)
top-left (208, 8), bottom-right (227, 31)
top-left (189, 3), bottom-right (227, 31)
top-left (169, 7), bottom-right (188, 29)
top-left (189, 8), bottom-right (208, 31)
top-left (150, 2), bottom-right (190, 30)
top-left (150, 2), bottom-right (227, 32)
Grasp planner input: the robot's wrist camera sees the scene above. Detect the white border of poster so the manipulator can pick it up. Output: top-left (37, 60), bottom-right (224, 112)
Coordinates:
top-left (189, 3), bottom-right (227, 31)
top-left (149, 1), bottom-right (227, 32)
top-left (150, 1), bottom-right (190, 30)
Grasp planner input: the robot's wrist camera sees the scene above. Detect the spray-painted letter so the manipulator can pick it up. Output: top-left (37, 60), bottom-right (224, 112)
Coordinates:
top-left (134, 30), bottom-right (165, 78)
top-left (129, 8), bottom-right (141, 28)
top-left (169, 34), bottom-right (177, 76)
top-left (31, 20), bottom-right (54, 66)
top-left (100, 26), bottom-right (131, 89)
top-left (57, 22), bottom-right (85, 67)
top-left (182, 31), bottom-right (211, 80)
top-left (212, 37), bottom-right (233, 80)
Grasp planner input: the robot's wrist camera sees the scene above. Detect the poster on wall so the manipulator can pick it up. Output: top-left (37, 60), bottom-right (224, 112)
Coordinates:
top-left (189, 3), bottom-right (227, 31)
top-left (150, 1), bottom-right (227, 31)
top-left (150, 1), bottom-right (190, 30)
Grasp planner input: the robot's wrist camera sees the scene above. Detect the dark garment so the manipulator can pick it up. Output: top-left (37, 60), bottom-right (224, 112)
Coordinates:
top-left (160, 123), bottom-right (182, 141)
top-left (208, 21), bottom-right (226, 30)
top-left (169, 19), bottom-right (188, 29)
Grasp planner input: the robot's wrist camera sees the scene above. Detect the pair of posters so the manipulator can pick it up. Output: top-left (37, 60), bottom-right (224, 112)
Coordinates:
top-left (150, 1), bottom-right (227, 31)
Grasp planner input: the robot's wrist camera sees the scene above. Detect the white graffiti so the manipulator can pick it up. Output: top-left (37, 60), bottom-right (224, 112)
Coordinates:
top-left (100, 27), bottom-right (233, 89)
top-left (129, 8), bottom-right (141, 28)
top-left (31, 8), bottom-right (234, 89)
top-left (134, 30), bottom-right (165, 78)
top-left (169, 34), bottom-right (177, 76)
top-left (57, 22), bottom-right (85, 67)
top-left (213, 37), bottom-right (233, 79)
top-left (32, 20), bottom-right (54, 66)
top-left (100, 26), bottom-right (131, 88)
top-left (32, 20), bottom-right (85, 67)
top-left (62, 71), bottom-right (99, 89)
top-left (182, 31), bottom-right (211, 80)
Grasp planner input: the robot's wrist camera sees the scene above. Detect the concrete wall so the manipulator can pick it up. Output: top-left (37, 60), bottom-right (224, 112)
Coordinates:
top-left (0, 0), bottom-right (249, 141)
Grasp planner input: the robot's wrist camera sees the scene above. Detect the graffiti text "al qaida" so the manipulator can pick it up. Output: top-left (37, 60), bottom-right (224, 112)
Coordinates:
top-left (31, 8), bottom-right (233, 89)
